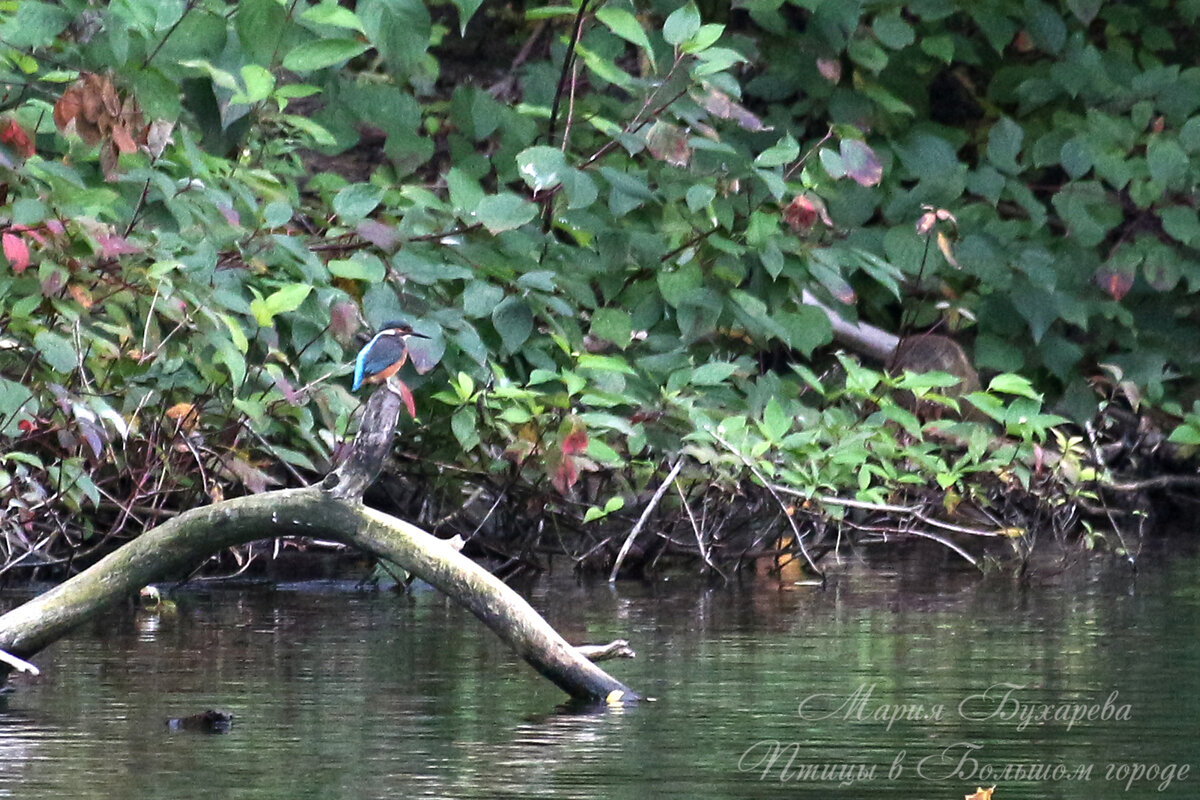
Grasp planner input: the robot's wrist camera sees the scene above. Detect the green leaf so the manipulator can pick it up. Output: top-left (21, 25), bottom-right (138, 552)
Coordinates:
top-left (663, 3), bottom-right (701, 46)
top-left (516, 145), bottom-right (568, 192)
top-left (590, 308), bottom-right (633, 347)
top-left (475, 194), bottom-right (537, 233)
top-left (1065, 0), bottom-right (1101, 23)
top-left (987, 117), bottom-right (1024, 174)
top-left (577, 354), bottom-right (637, 375)
top-left (595, 7), bottom-right (656, 69)
top-left (451, 0), bottom-right (485, 34)
top-left (755, 134), bottom-right (799, 168)
top-left (778, 307), bottom-right (832, 356)
top-left (692, 47), bottom-right (747, 77)
top-left (282, 39), bottom-right (369, 72)
top-left (333, 183), bottom-right (385, 223)
top-left (34, 330), bottom-right (76, 374)
top-left (216, 340), bottom-right (247, 386)
top-left (251, 284), bottom-right (312, 326)
top-left (492, 296), bottom-right (533, 352)
top-left (0, 378), bottom-right (34, 435)
top-left (301, 2), bottom-right (365, 31)
top-left (561, 170), bottom-right (598, 210)
top-left (681, 23), bottom-right (724, 54)
top-left (761, 396), bottom-right (790, 441)
top-left (0, 1), bottom-right (72, 48)
top-left (1161, 206), bottom-right (1200, 246)
top-left (920, 34), bottom-right (954, 62)
top-left (987, 373), bottom-right (1042, 400)
top-left (1167, 422), bottom-right (1200, 446)
top-left (329, 255), bottom-right (386, 282)
top-left (872, 11), bottom-right (915, 49)
top-left (691, 361), bottom-right (738, 385)
top-left (238, 65), bottom-right (275, 104)
top-left (686, 184), bottom-right (715, 213)
top-left (463, 281), bottom-right (505, 318)
top-left (1181, 117), bottom-right (1200, 153)
top-left (220, 313), bottom-right (249, 354)
top-left (1147, 138), bottom-right (1189, 187)
top-left (451, 407), bottom-right (479, 450)
top-left (1059, 137), bottom-right (1092, 179)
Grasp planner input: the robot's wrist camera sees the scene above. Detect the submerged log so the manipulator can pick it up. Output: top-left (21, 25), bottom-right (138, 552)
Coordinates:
top-left (0, 389), bottom-right (638, 704)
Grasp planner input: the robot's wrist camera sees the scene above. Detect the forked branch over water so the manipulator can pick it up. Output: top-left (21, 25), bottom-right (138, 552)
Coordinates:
top-left (0, 390), bottom-right (638, 704)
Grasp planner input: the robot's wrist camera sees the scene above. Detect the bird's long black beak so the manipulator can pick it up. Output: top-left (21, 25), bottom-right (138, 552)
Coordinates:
top-left (408, 330), bottom-right (430, 339)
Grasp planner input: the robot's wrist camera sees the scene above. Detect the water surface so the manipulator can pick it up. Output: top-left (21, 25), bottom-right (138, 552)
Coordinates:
top-left (0, 547), bottom-right (1196, 799)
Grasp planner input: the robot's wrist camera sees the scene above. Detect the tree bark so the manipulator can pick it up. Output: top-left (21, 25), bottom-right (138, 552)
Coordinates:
top-left (0, 390), bottom-right (638, 704)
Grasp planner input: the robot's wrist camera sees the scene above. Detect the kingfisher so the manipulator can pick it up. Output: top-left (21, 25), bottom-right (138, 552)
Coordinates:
top-left (352, 321), bottom-right (429, 392)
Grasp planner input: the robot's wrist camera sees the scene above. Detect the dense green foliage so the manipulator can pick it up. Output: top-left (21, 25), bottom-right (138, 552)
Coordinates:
top-left (0, 0), bottom-right (1192, 569)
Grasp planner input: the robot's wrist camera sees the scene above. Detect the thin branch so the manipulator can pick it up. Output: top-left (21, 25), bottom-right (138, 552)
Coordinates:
top-left (674, 475), bottom-right (724, 580)
top-left (609, 459), bottom-right (684, 582)
top-left (707, 430), bottom-right (825, 578)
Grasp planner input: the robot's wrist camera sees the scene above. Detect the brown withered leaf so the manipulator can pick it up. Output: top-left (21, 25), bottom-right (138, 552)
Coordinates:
top-left (693, 85), bottom-right (773, 132)
top-left (936, 230), bottom-right (960, 268)
top-left (98, 142), bottom-right (120, 182)
top-left (67, 284), bottom-right (94, 309)
top-left (54, 73), bottom-right (147, 176)
top-left (645, 121), bottom-right (691, 167)
top-left (165, 402), bottom-right (199, 433)
top-left (964, 787), bottom-right (995, 800)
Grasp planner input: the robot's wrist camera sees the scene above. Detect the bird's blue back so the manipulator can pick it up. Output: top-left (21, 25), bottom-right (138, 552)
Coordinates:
top-left (353, 330), bottom-right (406, 390)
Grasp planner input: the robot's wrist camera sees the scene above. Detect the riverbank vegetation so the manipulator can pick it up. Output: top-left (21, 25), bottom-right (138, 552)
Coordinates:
top-left (1, 0), bottom-right (1198, 582)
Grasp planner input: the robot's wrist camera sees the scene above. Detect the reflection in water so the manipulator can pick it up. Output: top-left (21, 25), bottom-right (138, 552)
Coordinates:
top-left (0, 548), bottom-right (1197, 799)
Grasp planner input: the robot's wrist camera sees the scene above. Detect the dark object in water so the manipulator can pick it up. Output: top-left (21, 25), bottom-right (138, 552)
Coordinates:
top-left (166, 709), bottom-right (234, 734)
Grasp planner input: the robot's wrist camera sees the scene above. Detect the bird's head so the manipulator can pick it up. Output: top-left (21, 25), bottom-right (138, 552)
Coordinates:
top-left (379, 321), bottom-right (432, 340)
top-left (379, 320), bottom-right (429, 340)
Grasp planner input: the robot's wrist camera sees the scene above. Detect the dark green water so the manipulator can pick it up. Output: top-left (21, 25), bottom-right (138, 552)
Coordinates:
top-left (1, 547), bottom-right (1197, 799)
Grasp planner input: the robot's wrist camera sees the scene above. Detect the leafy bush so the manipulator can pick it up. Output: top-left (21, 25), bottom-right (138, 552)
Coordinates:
top-left (1, 0), bottom-right (1187, 571)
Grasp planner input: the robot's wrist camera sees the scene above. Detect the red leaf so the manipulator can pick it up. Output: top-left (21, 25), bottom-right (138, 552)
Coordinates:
top-left (840, 139), bottom-right (882, 187)
top-left (784, 195), bottom-right (817, 233)
top-left (0, 119), bottom-right (34, 158)
top-left (1097, 271), bottom-right (1133, 300)
top-left (552, 455), bottom-right (579, 494)
top-left (561, 426), bottom-right (588, 455)
top-left (2, 232), bottom-right (29, 272)
top-left (393, 378), bottom-right (418, 419)
top-left (1094, 263), bottom-right (1135, 301)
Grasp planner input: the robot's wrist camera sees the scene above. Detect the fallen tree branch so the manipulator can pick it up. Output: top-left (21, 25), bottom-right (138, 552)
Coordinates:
top-left (0, 389), bottom-right (638, 704)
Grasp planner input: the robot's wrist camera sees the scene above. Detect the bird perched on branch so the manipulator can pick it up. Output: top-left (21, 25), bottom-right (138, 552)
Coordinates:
top-left (353, 320), bottom-right (429, 417)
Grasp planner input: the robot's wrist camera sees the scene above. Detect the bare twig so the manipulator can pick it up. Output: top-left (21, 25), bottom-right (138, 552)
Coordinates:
top-left (674, 475), bottom-right (725, 580)
top-left (609, 459), bottom-right (684, 582)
